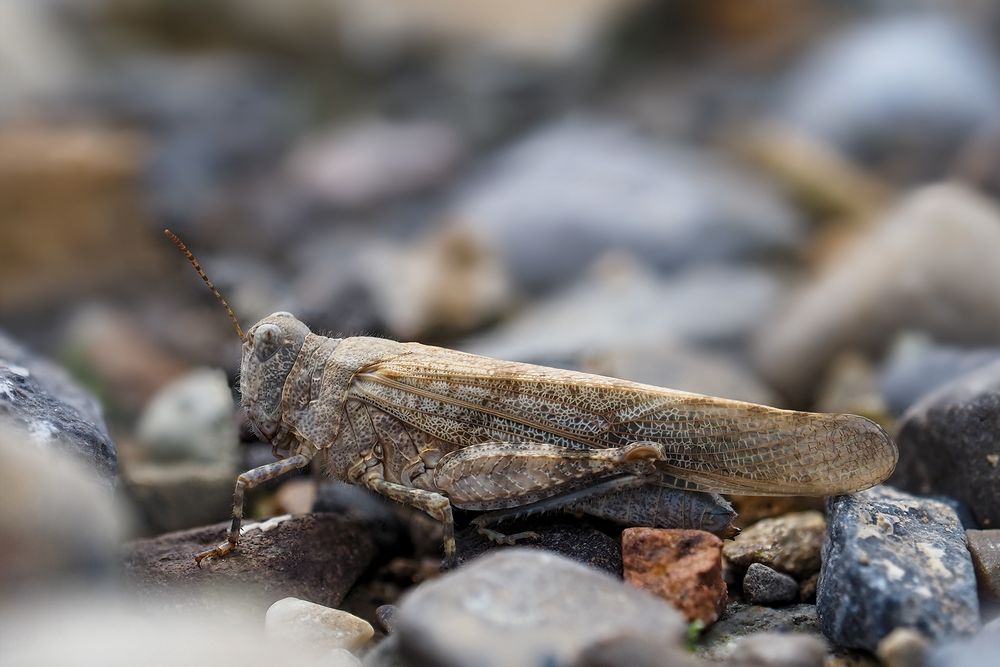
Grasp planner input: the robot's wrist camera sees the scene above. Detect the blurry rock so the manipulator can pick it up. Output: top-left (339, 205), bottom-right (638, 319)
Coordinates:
top-left (363, 634), bottom-right (406, 667)
top-left (723, 512), bottom-right (825, 579)
top-left (393, 549), bottom-right (686, 667)
top-left (286, 119), bottom-right (463, 209)
top-left (699, 602), bottom-right (824, 662)
top-left (743, 563), bottom-right (799, 606)
top-left (892, 359), bottom-right (1000, 527)
top-left (0, 427), bottom-right (126, 594)
top-left (124, 513), bottom-right (378, 612)
top-left (798, 574), bottom-right (818, 604)
top-left (265, 597), bottom-right (374, 653)
top-left (573, 634), bottom-right (707, 667)
top-left (777, 16), bottom-right (1000, 183)
top-left (0, 329), bottom-right (117, 487)
top-left (123, 462), bottom-right (235, 534)
top-left (729, 496), bottom-right (825, 530)
top-left (313, 482), bottom-right (407, 554)
top-left (465, 257), bottom-right (783, 366)
top-left (376, 604), bottom-right (397, 634)
top-left (66, 304), bottom-right (189, 415)
top-left (276, 478), bottom-right (318, 515)
top-left (582, 340), bottom-right (780, 405)
top-left (622, 528), bottom-right (727, 625)
top-left (722, 632), bottom-right (826, 667)
top-left (925, 628), bottom-right (1000, 667)
top-left (880, 334), bottom-right (1000, 416)
top-left (136, 368), bottom-right (237, 465)
top-left (456, 517), bottom-right (622, 574)
top-left (448, 117), bottom-right (802, 293)
top-left (755, 185), bottom-right (1000, 400)
top-left (818, 486), bottom-right (979, 651)
top-left (0, 126), bottom-right (154, 311)
top-left (814, 352), bottom-right (888, 423)
top-left (875, 628), bottom-right (931, 667)
top-left (966, 530), bottom-right (1000, 600)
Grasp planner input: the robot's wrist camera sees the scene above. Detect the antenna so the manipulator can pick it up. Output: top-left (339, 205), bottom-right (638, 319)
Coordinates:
top-left (164, 229), bottom-right (245, 340)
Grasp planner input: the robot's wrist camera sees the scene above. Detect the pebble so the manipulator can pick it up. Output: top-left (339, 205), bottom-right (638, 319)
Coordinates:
top-left (875, 628), bottom-right (930, 667)
top-left (965, 529), bottom-right (1000, 600)
top-left (572, 634), bottom-right (708, 667)
top-left (925, 628), bottom-right (1000, 667)
top-left (893, 358), bottom-right (1000, 527)
top-left (265, 597), bottom-right (374, 653)
top-left (755, 184), bottom-right (1000, 401)
top-left (817, 486), bottom-right (980, 651)
top-left (393, 549), bottom-right (686, 667)
top-left (447, 116), bottom-right (801, 294)
top-left (743, 564), bottom-right (800, 607)
top-left (0, 329), bottom-right (117, 488)
top-left (123, 462), bottom-right (236, 534)
top-left (622, 528), bottom-right (727, 625)
top-left (123, 514), bottom-right (378, 613)
top-left (721, 632), bottom-right (826, 667)
top-left (698, 602), bottom-right (824, 662)
top-left (723, 511), bottom-right (826, 579)
top-left (136, 368), bottom-right (238, 465)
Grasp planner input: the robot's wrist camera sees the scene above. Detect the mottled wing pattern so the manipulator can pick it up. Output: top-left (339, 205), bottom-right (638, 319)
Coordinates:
top-left (347, 344), bottom-right (897, 496)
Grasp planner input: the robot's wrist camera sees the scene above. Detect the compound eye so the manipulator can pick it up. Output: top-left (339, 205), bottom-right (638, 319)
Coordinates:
top-left (253, 323), bottom-right (282, 362)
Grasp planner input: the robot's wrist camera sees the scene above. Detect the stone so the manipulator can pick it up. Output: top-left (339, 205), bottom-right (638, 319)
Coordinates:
top-left (393, 549), bottom-right (686, 667)
top-left (313, 482), bottom-right (407, 554)
top-left (818, 486), bottom-right (980, 651)
top-left (124, 513), bottom-right (378, 613)
top-left (622, 528), bottom-right (727, 625)
top-left (966, 529), bottom-right (1000, 600)
top-left (0, 330), bottom-right (117, 488)
top-left (375, 605), bottom-right (397, 634)
top-left (723, 512), bottom-right (825, 579)
top-left (892, 359), bottom-right (1000, 527)
top-left (798, 575), bottom-right (818, 604)
top-left (447, 116), bottom-right (802, 294)
top-left (722, 632), bottom-right (826, 667)
top-left (755, 184), bottom-right (1000, 401)
top-left (285, 119), bottom-right (463, 209)
top-left (123, 462), bottom-right (236, 535)
top-left (456, 517), bottom-right (622, 575)
top-left (362, 634), bottom-right (406, 667)
top-left (573, 635), bottom-right (708, 667)
top-left (728, 497), bottom-right (825, 531)
top-left (879, 335), bottom-right (1000, 416)
top-left (743, 564), bottom-right (799, 606)
top-left (463, 256), bottom-right (783, 366)
top-left (265, 597), bottom-right (374, 653)
top-left (136, 368), bottom-right (238, 465)
top-left (698, 602), bottom-right (825, 662)
top-left (925, 629), bottom-right (1000, 667)
top-left (776, 16), bottom-right (1000, 183)
top-left (875, 628), bottom-right (931, 667)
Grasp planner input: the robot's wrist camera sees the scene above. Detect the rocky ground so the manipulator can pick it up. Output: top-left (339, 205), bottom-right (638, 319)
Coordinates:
top-left (4, 1), bottom-right (1000, 665)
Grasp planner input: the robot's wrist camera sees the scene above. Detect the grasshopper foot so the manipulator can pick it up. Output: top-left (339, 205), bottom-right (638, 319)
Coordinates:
top-left (476, 526), bottom-right (540, 546)
top-left (194, 540), bottom-right (236, 567)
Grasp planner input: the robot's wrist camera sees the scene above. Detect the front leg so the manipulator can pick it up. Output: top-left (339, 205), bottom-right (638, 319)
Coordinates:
top-left (194, 453), bottom-right (312, 565)
top-left (360, 469), bottom-right (456, 569)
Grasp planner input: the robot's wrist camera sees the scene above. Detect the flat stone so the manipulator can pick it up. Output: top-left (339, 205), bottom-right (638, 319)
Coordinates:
top-left (965, 529), bottom-right (1000, 599)
top-left (456, 517), bottom-right (622, 575)
top-left (893, 359), bottom-right (1000, 527)
top-left (698, 602), bottom-right (825, 662)
top-left (123, 513), bottom-right (378, 614)
top-left (622, 528), bottom-right (727, 625)
top-left (743, 564), bottom-right (799, 606)
top-left (817, 486), bottom-right (980, 651)
top-left (265, 597), bottom-right (374, 652)
top-left (723, 512), bottom-right (826, 578)
top-left (394, 549), bottom-right (686, 667)
top-left (721, 632), bottom-right (826, 667)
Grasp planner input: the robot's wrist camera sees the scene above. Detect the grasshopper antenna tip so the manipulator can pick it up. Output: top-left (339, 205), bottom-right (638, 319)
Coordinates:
top-left (164, 229), bottom-right (245, 340)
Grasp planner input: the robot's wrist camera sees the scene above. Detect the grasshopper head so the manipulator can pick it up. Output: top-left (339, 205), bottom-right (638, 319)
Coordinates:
top-left (240, 312), bottom-right (310, 450)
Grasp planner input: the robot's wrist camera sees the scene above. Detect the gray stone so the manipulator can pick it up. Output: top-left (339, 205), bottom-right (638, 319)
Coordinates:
top-left (879, 335), bottom-right (1000, 416)
top-left (817, 486), bottom-right (980, 651)
top-left (447, 116), bottom-right (802, 293)
top-left (777, 16), bottom-right (1000, 182)
top-left (926, 630), bottom-right (1000, 667)
top-left (966, 529), bottom-right (1000, 600)
top-left (723, 512), bottom-right (826, 579)
top-left (123, 462), bottom-right (236, 535)
top-left (572, 635), bottom-right (708, 667)
top-left (362, 635), bottom-right (407, 667)
top-left (755, 184), bottom-right (1000, 401)
top-left (394, 549), bottom-right (686, 667)
top-left (743, 564), bottom-right (799, 606)
top-left (0, 329), bottom-right (116, 488)
top-left (722, 633), bottom-right (826, 667)
top-left (893, 359), bottom-right (1000, 527)
top-left (698, 602), bottom-right (825, 662)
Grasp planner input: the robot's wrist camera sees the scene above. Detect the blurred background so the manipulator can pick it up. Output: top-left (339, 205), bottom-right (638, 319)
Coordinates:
top-left (3, 0), bottom-right (1000, 659)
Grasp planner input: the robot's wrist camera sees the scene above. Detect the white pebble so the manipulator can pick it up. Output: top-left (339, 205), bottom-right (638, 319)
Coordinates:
top-left (265, 597), bottom-right (374, 653)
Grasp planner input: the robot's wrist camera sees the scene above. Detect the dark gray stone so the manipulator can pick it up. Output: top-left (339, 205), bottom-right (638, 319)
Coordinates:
top-left (879, 336), bottom-right (1000, 416)
top-left (818, 486), bottom-right (980, 651)
top-left (698, 602), bottom-right (824, 662)
top-left (0, 329), bottom-right (116, 488)
top-left (892, 359), bottom-right (1000, 528)
top-left (743, 563), bottom-right (799, 606)
top-left (394, 549), bottom-right (686, 667)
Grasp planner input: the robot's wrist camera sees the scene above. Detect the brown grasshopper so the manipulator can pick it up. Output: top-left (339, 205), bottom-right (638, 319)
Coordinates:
top-left (165, 231), bottom-right (898, 568)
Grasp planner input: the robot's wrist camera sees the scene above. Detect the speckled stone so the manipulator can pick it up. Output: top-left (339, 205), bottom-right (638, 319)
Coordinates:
top-left (818, 486), bottom-right (980, 650)
top-left (723, 512), bottom-right (826, 578)
top-left (743, 563), bottom-right (799, 606)
top-left (698, 602), bottom-right (824, 662)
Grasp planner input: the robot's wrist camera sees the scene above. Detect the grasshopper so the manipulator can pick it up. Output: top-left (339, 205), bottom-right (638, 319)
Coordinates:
top-left (165, 231), bottom-right (898, 568)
